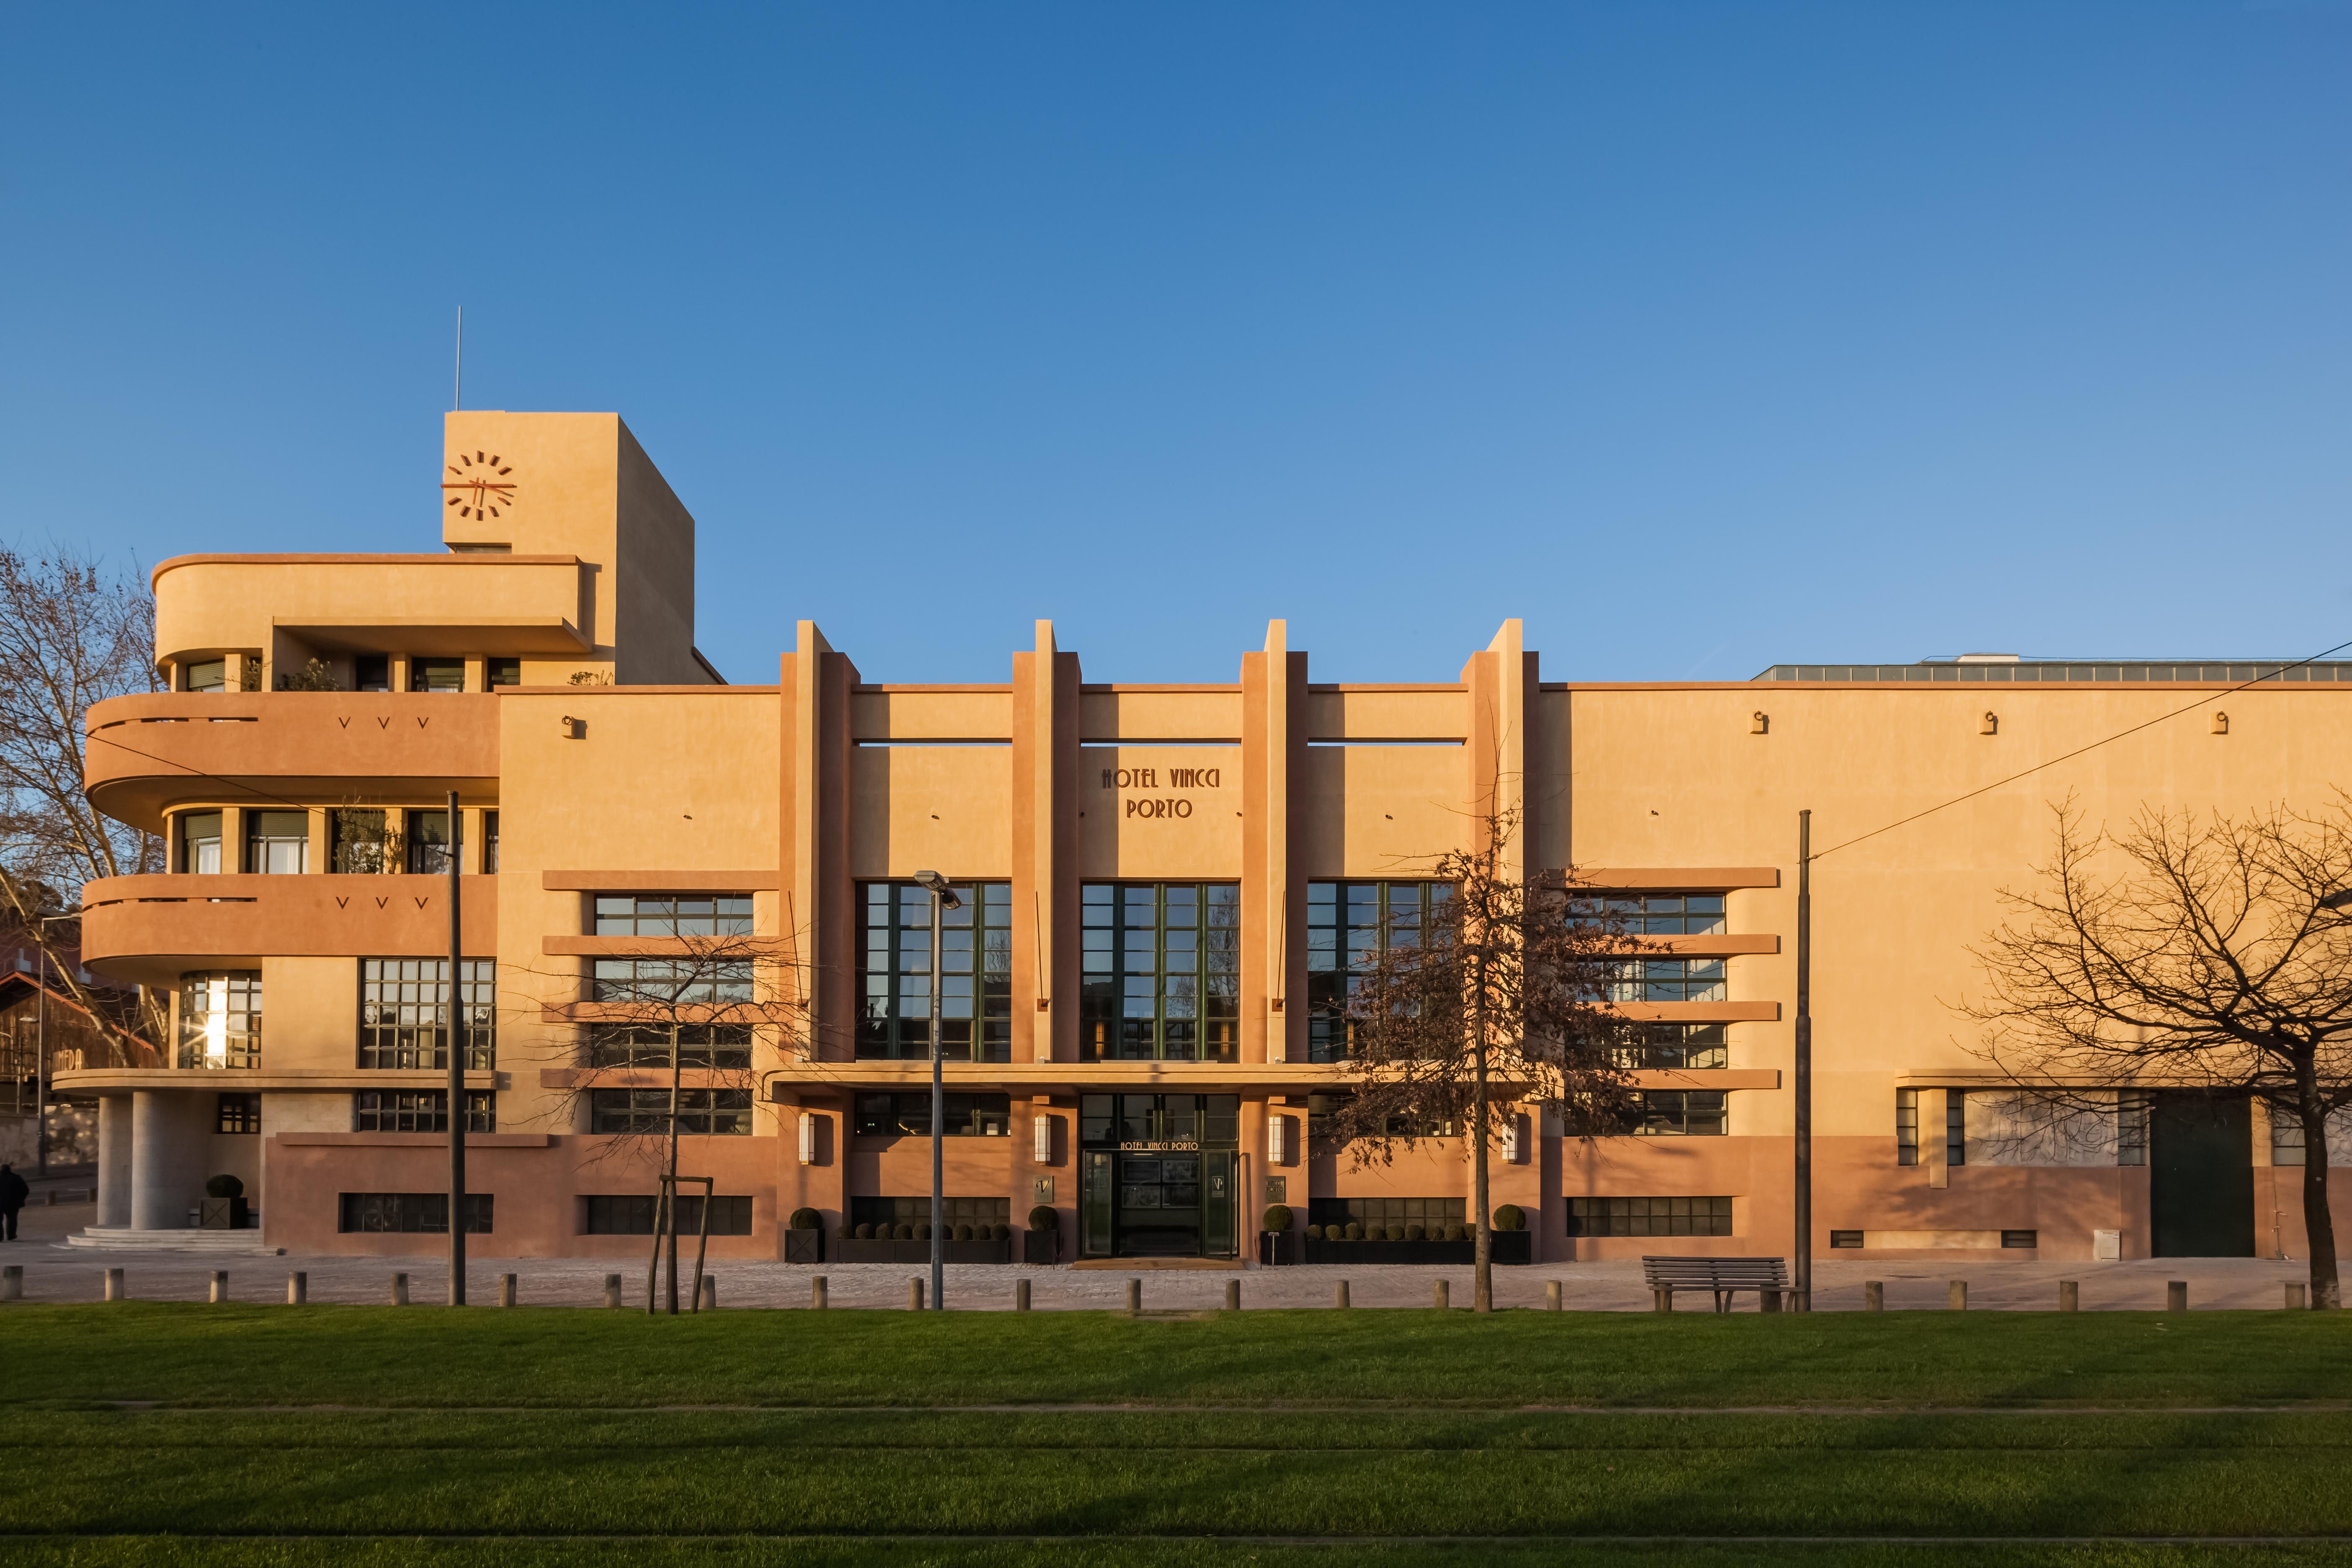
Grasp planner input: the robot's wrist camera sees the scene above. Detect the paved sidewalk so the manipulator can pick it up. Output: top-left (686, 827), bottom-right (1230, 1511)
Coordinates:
top-left (0, 1202), bottom-right (2317, 1312)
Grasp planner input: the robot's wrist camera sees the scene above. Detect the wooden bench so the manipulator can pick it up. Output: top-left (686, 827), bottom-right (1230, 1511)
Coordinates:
top-left (1641, 1255), bottom-right (1791, 1313)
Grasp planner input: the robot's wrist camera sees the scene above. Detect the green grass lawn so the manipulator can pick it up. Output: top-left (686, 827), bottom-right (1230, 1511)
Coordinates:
top-left (8, 1305), bottom-right (2352, 1566)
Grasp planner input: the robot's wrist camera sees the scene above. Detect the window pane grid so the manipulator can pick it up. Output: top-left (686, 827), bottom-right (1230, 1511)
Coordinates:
top-left (1566, 1196), bottom-right (1733, 1237)
top-left (176, 972), bottom-right (261, 1069)
top-left (1605, 958), bottom-right (1727, 1003)
top-left (588, 1088), bottom-right (753, 1135)
top-left (353, 1089), bottom-right (495, 1134)
top-left (1079, 884), bottom-right (1239, 1063)
top-left (1632, 1090), bottom-right (1729, 1136)
top-left (1613, 1023), bottom-right (1729, 1070)
top-left (590, 958), bottom-right (754, 1006)
top-left (855, 882), bottom-right (1011, 1062)
top-left (593, 895), bottom-right (755, 936)
top-left (358, 959), bottom-right (495, 1070)
top-left (1307, 881), bottom-right (1445, 1065)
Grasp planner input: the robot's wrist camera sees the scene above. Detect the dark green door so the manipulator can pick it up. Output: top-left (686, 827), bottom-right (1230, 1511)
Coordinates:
top-left (2150, 1093), bottom-right (2255, 1257)
top-left (1202, 1152), bottom-right (1237, 1257)
top-left (1081, 1151), bottom-right (1115, 1257)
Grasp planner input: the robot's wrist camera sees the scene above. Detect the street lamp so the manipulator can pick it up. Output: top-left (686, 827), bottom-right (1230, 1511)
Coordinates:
top-left (912, 870), bottom-right (961, 1312)
top-left (32, 910), bottom-right (81, 1179)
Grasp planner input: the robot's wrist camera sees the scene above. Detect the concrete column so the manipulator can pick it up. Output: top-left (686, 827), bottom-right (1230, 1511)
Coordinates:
top-left (97, 1095), bottom-right (133, 1228)
top-left (130, 1091), bottom-right (206, 1232)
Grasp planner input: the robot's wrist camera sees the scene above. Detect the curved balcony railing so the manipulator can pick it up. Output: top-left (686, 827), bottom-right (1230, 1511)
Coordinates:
top-left (77, 873), bottom-right (497, 990)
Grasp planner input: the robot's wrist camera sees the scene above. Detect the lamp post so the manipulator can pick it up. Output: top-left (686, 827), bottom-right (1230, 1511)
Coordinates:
top-left (912, 871), bottom-right (961, 1312)
top-left (32, 911), bottom-right (80, 1179)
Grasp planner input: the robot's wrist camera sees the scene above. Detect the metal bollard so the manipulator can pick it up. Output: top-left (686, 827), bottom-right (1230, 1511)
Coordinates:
top-left (1545, 1279), bottom-right (1562, 1311)
top-left (697, 1276), bottom-right (717, 1310)
top-left (1948, 1280), bottom-right (1967, 1311)
top-left (393, 1273), bottom-right (410, 1307)
top-left (1865, 1280), bottom-right (1884, 1312)
top-left (2287, 1281), bottom-right (2308, 1310)
top-left (105, 1267), bottom-right (125, 1302)
top-left (1224, 1278), bottom-right (1240, 1311)
top-left (2, 1264), bottom-right (20, 1301)
top-left (1434, 1278), bottom-right (1450, 1310)
top-left (500, 1274), bottom-right (518, 1308)
top-left (287, 1271), bottom-right (307, 1305)
top-left (812, 1275), bottom-right (828, 1310)
top-left (1335, 1279), bottom-right (1350, 1309)
top-left (1126, 1278), bottom-right (1142, 1312)
top-left (908, 1278), bottom-right (924, 1310)
top-left (209, 1270), bottom-right (229, 1304)
top-left (2165, 1279), bottom-right (2187, 1313)
top-left (603, 1274), bottom-right (622, 1309)
top-left (1016, 1278), bottom-right (1032, 1312)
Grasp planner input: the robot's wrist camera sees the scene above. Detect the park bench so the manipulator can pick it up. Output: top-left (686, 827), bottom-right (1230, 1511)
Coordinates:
top-left (1641, 1255), bottom-right (1791, 1313)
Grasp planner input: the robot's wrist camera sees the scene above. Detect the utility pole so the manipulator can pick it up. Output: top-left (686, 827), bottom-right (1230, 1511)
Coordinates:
top-left (913, 872), bottom-right (960, 1312)
top-left (1793, 809), bottom-right (1813, 1311)
top-left (447, 790), bottom-right (466, 1306)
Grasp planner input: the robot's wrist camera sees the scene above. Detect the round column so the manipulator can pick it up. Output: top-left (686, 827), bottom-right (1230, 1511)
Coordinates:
top-left (129, 1090), bottom-right (175, 1232)
top-left (97, 1094), bottom-right (134, 1228)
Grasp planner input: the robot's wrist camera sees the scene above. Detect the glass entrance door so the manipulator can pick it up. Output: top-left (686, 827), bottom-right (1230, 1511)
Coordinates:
top-left (1078, 1093), bottom-right (1243, 1259)
top-left (1116, 1152), bottom-right (1202, 1256)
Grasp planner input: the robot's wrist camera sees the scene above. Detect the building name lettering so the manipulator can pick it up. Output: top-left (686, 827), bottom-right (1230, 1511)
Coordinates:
top-left (1100, 766), bottom-right (1221, 790)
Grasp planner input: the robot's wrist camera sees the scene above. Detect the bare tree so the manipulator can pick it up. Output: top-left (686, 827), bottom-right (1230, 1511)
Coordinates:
top-left (0, 544), bottom-right (165, 1057)
top-left (1967, 798), bottom-right (2352, 1309)
top-left (1326, 802), bottom-right (1643, 1313)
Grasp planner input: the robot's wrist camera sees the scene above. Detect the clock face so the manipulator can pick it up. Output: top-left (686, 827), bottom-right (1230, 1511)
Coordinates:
top-left (443, 451), bottom-right (516, 520)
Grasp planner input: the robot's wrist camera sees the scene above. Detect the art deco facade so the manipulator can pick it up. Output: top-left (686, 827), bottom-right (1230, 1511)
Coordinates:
top-left (58, 410), bottom-right (2352, 1264)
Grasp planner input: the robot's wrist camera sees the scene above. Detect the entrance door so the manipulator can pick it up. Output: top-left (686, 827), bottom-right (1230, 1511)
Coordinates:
top-left (1201, 1151), bottom-right (1237, 1257)
top-left (1081, 1151), bottom-right (1114, 1257)
top-left (1116, 1152), bottom-right (1202, 1256)
top-left (2150, 1093), bottom-right (2255, 1256)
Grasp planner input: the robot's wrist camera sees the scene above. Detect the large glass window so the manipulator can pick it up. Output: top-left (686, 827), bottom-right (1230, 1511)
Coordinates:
top-left (177, 972), bottom-right (260, 1068)
top-left (484, 811), bottom-right (500, 874)
top-left (1080, 884), bottom-right (1239, 1062)
top-left (1896, 1088), bottom-right (1919, 1165)
top-left (245, 810), bottom-right (308, 874)
top-left (595, 895), bottom-right (753, 936)
top-left (358, 959), bottom-right (495, 1070)
top-left (353, 1089), bottom-right (495, 1133)
top-left (1633, 1090), bottom-right (1728, 1135)
top-left (186, 658), bottom-right (228, 693)
top-left (339, 1193), bottom-right (492, 1233)
top-left (1613, 1023), bottom-right (1728, 1070)
top-left (855, 882), bottom-right (1011, 1062)
top-left (1607, 957), bottom-right (1726, 1003)
top-left (330, 810), bottom-right (387, 874)
top-left (405, 810), bottom-right (459, 875)
top-left (412, 658), bottom-right (464, 693)
top-left (1078, 1094), bottom-right (1240, 1148)
top-left (1306, 881), bottom-right (1446, 1065)
top-left (1570, 891), bottom-right (1725, 935)
top-left (584, 1194), bottom-right (752, 1235)
top-left (179, 812), bottom-right (222, 875)
top-left (852, 1092), bottom-right (1011, 1137)
top-left (590, 1088), bottom-right (753, 1135)
top-left (591, 958), bottom-right (753, 1005)
top-left (586, 1023), bottom-right (752, 1069)
top-left (1568, 1196), bottom-right (1732, 1237)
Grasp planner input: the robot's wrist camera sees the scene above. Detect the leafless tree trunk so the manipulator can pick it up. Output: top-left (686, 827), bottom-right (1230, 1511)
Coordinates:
top-left (1968, 798), bottom-right (2352, 1309)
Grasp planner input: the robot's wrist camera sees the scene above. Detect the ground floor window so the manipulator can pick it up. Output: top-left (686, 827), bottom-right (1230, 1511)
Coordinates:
top-left (1568, 1195), bottom-right (1732, 1238)
top-left (338, 1192), bottom-right (493, 1233)
top-left (214, 1093), bottom-right (260, 1134)
top-left (1830, 1230), bottom-right (1863, 1248)
top-left (1308, 1197), bottom-right (1465, 1236)
top-left (586, 1023), bottom-right (752, 1069)
top-left (1632, 1091), bottom-right (1728, 1135)
top-left (353, 1089), bottom-right (495, 1134)
top-left (848, 1196), bottom-right (1011, 1238)
top-left (589, 1088), bottom-right (753, 1135)
top-left (853, 1092), bottom-right (1010, 1137)
top-left (583, 1194), bottom-right (753, 1235)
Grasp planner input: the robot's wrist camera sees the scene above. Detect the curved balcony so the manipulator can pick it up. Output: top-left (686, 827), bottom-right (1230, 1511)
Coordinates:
top-left (85, 692), bottom-right (499, 829)
top-left (78, 873), bottom-right (498, 989)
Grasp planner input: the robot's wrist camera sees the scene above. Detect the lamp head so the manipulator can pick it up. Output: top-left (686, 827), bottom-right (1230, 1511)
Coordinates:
top-left (912, 870), bottom-right (961, 910)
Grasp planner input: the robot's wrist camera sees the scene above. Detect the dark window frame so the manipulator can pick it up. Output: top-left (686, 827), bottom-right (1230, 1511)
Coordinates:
top-left (358, 958), bottom-right (495, 1070)
top-left (1566, 1195), bottom-right (1733, 1238)
top-left (1079, 882), bottom-right (1240, 1063)
top-left (353, 1088), bottom-right (495, 1134)
top-left (214, 1092), bottom-right (260, 1135)
top-left (589, 1087), bottom-right (753, 1135)
top-left (1306, 880), bottom-right (1448, 1065)
top-left (853, 1091), bottom-right (1011, 1138)
top-left (338, 1192), bottom-right (493, 1233)
top-left (855, 881), bottom-right (1011, 1063)
top-left (1632, 1089), bottom-right (1728, 1136)
top-left (583, 1194), bottom-right (752, 1235)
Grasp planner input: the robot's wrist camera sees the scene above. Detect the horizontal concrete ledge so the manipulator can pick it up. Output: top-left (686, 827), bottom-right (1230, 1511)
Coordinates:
top-left (542, 871), bottom-right (781, 892)
top-left (1571, 868), bottom-right (1782, 891)
top-left (54, 1069), bottom-right (503, 1093)
top-left (65, 1228), bottom-right (276, 1253)
top-left (276, 1133), bottom-right (553, 1148)
top-left (1607, 1002), bottom-right (1782, 1023)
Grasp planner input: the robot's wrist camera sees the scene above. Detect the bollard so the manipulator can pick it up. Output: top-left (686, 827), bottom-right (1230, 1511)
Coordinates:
top-left (1865, 1280), bottom-right (1884, 1312)
top-left (1434, 1278), bottom-right (1450, 1310)
top-left (209, 1270), bottom-right (229, 1304)
top-left (393, 1273), bottom-right (410, 1307)
top-left (1545, 1279), bottom-right (1562, 1312)
top-left (1016, 1278), bottom-right (1032, 1313)
top-left (1335, 1279), bottom-right (1350, 1309)
top-left (286, 1271), bottom-right (307, 1305)
top-left (105, 1267), bottom-right (124, 1302)
top-left (2287, 1281), bottom-right (2308, 1310)
top-left (697, 1276), bottom-right (717, 1310)
top-left (603, 1274), bottom-right (622, 1309)
top-left (2059, 1279), bottom-right (2079, 1312)
top-left (812, 1275), bottom-right (828, 1310)
top-left (1224, 1278), bottom-right (1240, 1312)
top-left (500, 1274), bottom-right (518, 1308)
top-left (908, 1278), bottom-right (924, 1310)
top-left (1948, 1280), bottom-right (1967, 1311)
top-left (2167, 1280), bottom-right (2188, 1313)
top-left (1, 1264), bottom-right (20, 1301)
top-left (1126, 1278), bottom-right (1142, 1312)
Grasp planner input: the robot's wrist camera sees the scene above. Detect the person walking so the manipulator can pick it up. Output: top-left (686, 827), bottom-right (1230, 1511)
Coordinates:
top-left (0, 1163), bottom-right (27, 1241)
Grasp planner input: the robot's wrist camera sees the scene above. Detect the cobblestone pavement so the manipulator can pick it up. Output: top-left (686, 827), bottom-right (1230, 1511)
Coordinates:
top-left (0, 1202), bottom-right (2318, 1312)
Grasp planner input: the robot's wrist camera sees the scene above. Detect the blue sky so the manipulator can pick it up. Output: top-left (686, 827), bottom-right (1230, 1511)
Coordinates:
top-left (4, 3), bottom-right (2347, 686)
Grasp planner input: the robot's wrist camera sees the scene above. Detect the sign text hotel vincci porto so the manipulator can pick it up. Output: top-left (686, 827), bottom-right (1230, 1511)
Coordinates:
top-left (1101, 765), bottom-right (1222, 819)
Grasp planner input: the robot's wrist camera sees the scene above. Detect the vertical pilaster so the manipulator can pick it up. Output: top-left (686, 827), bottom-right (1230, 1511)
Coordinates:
top-left (1462, 619), bottom-right (1534, 877)
top-left (1012, 622), bottom-right (1079, 1063)
top-left (1243, 622), bottom-right (1307, 1065)
top-left (782, 622), bottom-right (856, 1061)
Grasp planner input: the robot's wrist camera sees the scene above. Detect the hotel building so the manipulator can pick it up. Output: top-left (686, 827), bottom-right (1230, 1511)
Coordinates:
top-left (59, 411), bottom-right (2352, 1265)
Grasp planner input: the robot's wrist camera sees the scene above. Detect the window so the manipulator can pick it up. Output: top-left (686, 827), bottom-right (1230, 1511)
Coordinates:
top-left (405, 810), bottom-right (459, 875)
top-left (1567, 1196), bottom-right (1733, 1238)
top-left (353, 1089), bottom-right (495, 1133)
top-left (2001, 1230), bottom-right (2038, 1249)
top-left (186, 658), bottom-right (228, 693)
top-left (586, 1023), bottom-right (751, 1069)
top-left (1829, 1230), bottom-right (1863, 1248)
top-left (2117, 1091), bottom-right (2148, 1166)
top-left (590, 1088), bottom-right (753, 1135)
top-left (1079, 883), bottom-right (1240, 1062)
top-left (1570, 891), bottom-right (1725, 936)
top-left (1614, 1023), bottom-right (1728, 1070)
top-left (849, 1195), bottom-right (1009, 1233)
top-left (1633, 1091), bottom-right (1728, 1136)
top-left (591, 958), bottom-right (754, 1005)
top-left (855, 882), bottom-right (1011, 1062)
top-left (215, 1093), bottom-right (260, 1134)
top-left (1078, 1094), bottom-right (1239, 1148)
top-left (178, 972), bottom-right (260, 1068)
top-left (180, 812), bottom-right (222, 875)
top-left (596, 895), bottom-right (755, 936)
top-left (583, 1194), bottom-right (752, 1235)
top-left (854, 1092), bottom-right (1011, 1138)
top-left (1307, 1197), bottom-right (1465, 1230)
top-left (484, 811), bottom-right (499, 874)
top-left (1947, 1091), bottom-right (1967, 1167)
top-left (1306, 882), bottom-right (1447, 1064)
top-left (1607, 958), bottom-right (1725, 1003)
top-left (355, 655), bottom-right (391, 692)
top-left (488, 658), bottom-right (521, 689)
top-left (358, 959), bottom-right (495, 1070)
top-left (245, 810), bottom-right (308, 874)
top-left (1896, 1088), bottom-right (1918, 1166)
top-left (412, 658), bottom-right (464, 693)
top-left (331, 810), bottom-right (387, 874)
top-left (338, 1193), bottom-right (493, 1233)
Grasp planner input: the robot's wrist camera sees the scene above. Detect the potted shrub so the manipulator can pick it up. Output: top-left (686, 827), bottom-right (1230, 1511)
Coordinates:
top-left (1488, 1204), bottom-right (1532, 1265)
top-left (199, 1174), bottom-right (249, 1230)
top-left (784, 1207), bottom-right (823, 1264)
top-left (1258, 1204), bottom-right (1296, 1266)
top-left (1022, 1204), bottom-right (1060, 1264)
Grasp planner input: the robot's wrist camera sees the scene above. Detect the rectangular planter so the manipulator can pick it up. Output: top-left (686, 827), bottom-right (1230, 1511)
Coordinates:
top-left (1257, 1230), bottom-right (1299, 1266)
top-left (1021, 1228), bottom-right (1060, 1264)
top-left (835, 1238), bottom-right (1013, 1264)
top-left (782, 1228), bottom-right (822, 1264)
top-left (198, 1198), bottom-right (251, 1231)
top-left (1303, 1232), bottom-right (1530, 1265)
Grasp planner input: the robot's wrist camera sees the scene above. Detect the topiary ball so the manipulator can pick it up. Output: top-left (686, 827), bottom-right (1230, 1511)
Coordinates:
top-left (855, 1222), bottom-right (874, 1240)
top-left (954, 1222), bottom-right (974, 1241)
top-left (916, 1222), bottom-right (933, 1241)
top-left (1446, 1223), bottom-right (1466, 1242)
top-left (1493, 1204), bottom-right (1525, 1233)
top-left (1386, 1225), bottom-right (1406, 1242)
top-left (1261, 1204), bottom-right (1293, 1233)
top-left (204, 1174), bottom-right (243, 1199)
top-left (991, 1222), bottom-right (1011, 1241)
top-left (1028, 1205), bottom-right (1057, 1231)
top-left (1404, 1225), bottom-right (1426, 1242)
top-left (788, 1207), bottom-right (820, 1231)
top-left (1344, 1222), bottom-right (1364, 1241)
top-left (895, 1222), bottom-right (916, 1240)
